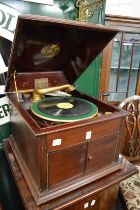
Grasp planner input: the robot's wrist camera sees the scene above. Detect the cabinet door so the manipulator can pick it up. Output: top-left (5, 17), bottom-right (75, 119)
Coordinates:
top-left (48, 143), bottom-right (87, 188)
top-left (85, 132), bottom-right (118, 173)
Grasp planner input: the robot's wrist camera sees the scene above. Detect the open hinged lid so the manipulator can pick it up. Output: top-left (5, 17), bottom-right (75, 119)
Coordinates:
top-left (6, 15), bottom-right (118, 93)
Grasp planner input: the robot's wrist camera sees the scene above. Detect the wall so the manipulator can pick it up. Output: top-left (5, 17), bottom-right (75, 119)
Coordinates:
top-left (105, 0), bottom-right (140, 18)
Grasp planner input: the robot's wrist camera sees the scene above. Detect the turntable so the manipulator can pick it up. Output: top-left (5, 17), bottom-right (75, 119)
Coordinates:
top-left (5, 15), bottom-right (129, 207)
top-left (31, 96), bottom-right (98, 122)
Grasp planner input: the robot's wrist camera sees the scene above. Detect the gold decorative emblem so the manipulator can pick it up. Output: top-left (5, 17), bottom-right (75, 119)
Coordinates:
top-left (41, 43), bottom-right (61, 58)
top-left (76, 0), bottom-right (104, 22)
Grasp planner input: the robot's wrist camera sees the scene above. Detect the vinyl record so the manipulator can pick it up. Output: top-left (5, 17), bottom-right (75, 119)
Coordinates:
top-left (31, 96), bottom-right (98, 122)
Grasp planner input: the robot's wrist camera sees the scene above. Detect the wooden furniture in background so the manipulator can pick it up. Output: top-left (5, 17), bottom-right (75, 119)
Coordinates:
top-left (119, 95), bottom-right (140, 210)
top-left (119, 95), bottom-right (140, 162)
top-left (100, 15), bottom-right (140, 104)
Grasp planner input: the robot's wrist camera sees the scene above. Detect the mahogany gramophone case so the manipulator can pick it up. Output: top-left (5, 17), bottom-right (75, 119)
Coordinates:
top-left (5, 15), bottom-right (128, 205)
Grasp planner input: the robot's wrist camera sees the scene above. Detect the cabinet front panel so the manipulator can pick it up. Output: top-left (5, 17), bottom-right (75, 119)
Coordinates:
top-left (48, 143), bottom-right (87, 188)
top-left (63, 184), bottom-right (119, 210)
top-left (86, 131), bottom-right (119, 173)
top-left (75, 194), bottom-right (100, 210)
top-left (47, 119), bottom-right (121, 152)
top-left (47, 128), bottom-right (87, 152)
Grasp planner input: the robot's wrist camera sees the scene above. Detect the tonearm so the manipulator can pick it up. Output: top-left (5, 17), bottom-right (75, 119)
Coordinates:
top-left (12, 84), bottom-right (75, 102)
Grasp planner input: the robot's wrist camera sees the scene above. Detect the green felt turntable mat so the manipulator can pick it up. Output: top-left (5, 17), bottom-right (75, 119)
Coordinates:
top-left (31, 96), bottom-right (98, 122)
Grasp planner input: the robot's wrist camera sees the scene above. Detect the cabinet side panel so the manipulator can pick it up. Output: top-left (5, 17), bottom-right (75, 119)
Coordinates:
top-left (10, 106), bottom-right (40, 188)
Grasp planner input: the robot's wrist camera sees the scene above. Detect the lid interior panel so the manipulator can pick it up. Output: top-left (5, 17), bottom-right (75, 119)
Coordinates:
top-left (7, 15), bottom-right (118, 91)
